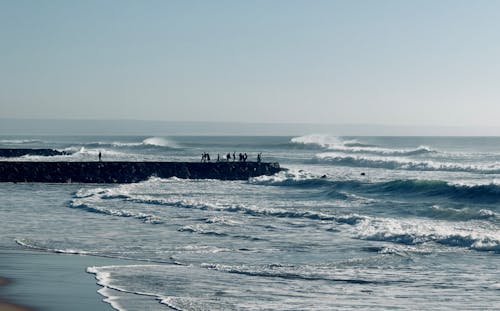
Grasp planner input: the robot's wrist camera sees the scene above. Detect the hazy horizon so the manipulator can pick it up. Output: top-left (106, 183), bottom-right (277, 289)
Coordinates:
top-left (2, 118), bottom-right (500, 136)
top-left (2, 1), bottom-right (500, 129)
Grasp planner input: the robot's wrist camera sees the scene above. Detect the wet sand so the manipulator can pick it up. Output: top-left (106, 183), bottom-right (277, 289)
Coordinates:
top-left (0, 277), bottom-right (32, 311)
top-left (0, 249), bottom-right (117, 311)
top-left (0, 301), bottom-right (32, 311)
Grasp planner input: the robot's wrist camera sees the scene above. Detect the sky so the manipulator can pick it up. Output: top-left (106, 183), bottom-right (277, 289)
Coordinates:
top-left (1, 0), bottom-right (500, 128)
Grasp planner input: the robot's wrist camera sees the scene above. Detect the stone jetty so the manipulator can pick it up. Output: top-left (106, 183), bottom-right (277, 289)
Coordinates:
top-left (0, 161), bottom-right (282, 183)
top-left (0, 148), bottom-right (69, 158)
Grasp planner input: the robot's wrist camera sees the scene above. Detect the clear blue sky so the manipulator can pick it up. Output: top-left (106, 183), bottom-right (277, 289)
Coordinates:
top-left (1, 0), bottom-right (499, 127)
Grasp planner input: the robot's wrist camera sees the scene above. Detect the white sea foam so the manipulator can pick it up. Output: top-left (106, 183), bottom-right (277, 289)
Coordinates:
top-left (72, 147), bottom-right (128, 157)
top-left (249, 169), bottom-right (323, 186)
top-left (291, 134), bottom-right (436, 156)
top-left (15, 238), bottom-right (93, 255)
top-left (110, 141), bottom-right (143, 147)
top-left (142, 137), bottom-right (178, 148)
top-left (291, 134), bottom-right (345, 148)
top-left (87, 265), bottom-right (163, 311)
top-left (354, 216), bottom-right (500, 252)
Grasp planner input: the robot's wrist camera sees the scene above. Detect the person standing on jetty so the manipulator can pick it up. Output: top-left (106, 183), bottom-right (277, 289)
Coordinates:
top-left (201, 152), bottom-right (211, 162)
top-left (257, 152), bottom-right (262, 163)
top-left (98, 151), bottom-right (102, 162)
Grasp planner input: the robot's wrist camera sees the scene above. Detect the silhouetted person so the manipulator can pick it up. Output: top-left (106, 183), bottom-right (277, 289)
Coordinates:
top-left (244, 153), bottom-right (248, 162)
top-left (257, 152), bottom-right (262, 163)
top-left (201, 153), bottom-right (205, 162)
top-left (98, 151), bottom-right (102, 162)
top-left (206, 153), bottom-right (210, 162)
top-left (232, 152), bottom-right (236, 162)
top-left (226, 153), bottom-right (231, 161)
top-left (217, 154), bottom-right (220, 162)
top-left (239, 153), bottom-right (243, 162)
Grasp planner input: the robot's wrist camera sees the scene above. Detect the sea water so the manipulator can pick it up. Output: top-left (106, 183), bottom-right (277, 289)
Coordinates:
top-left (0, 135), bottom-right (499, 310)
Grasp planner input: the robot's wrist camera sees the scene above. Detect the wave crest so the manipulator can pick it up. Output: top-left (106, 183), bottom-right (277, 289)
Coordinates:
top-left (355, 217), bottom-right (500, 252)
top-left (316, 152), bottom-right (500, 174)
top-left (291, 134), bottom-right (436, 156)
top-left (142, 137), bottom-right (178, 148)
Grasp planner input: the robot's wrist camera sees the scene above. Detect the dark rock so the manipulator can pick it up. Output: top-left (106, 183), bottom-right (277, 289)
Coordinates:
top-left (0, 149), bottom-right (69, 158)
top-left (0, 161), bottom-right (282, 183)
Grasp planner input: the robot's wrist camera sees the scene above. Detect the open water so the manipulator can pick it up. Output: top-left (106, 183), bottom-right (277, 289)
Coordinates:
top-left (0, 135), bottom-right (499, 310)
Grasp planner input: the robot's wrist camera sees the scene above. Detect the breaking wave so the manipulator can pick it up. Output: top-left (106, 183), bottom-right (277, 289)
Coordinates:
top-left (316, 152), bottom-right (500, 174)
top-left (355, 217), bottom-right (500, 253)
top-left (420, 206), bottom-right (497, 221)
top-left (291, 135), bottom-right (436, 156)
top-left (251, 171), bottom-right (500, 204)
top-left (369, 179), bottom-right (500, 203)
top-left (71, 179), bottom-right (365, 225)
top-left (142, 137), bottom-right (179, 148)
top-left (83, 137), bottom-right (179, 149)
top-left (0, 139), bottom-right (43, 144)
top-left (249, 169), bottom-right (331, 187)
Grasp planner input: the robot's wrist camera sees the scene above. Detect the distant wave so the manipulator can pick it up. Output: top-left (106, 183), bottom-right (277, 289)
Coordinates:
top-left (64, 146), bottom-right (129, 156)
top-left (420, 205), bottom-right (497, 221)
top-left (342, 145), bottom-right (435, 156)
top-left (370, 179), bottom-right (500, 204)
top-left (83, 137), bottom-right (179, 149)
top-left (0, 139), bottom-right (42, 144)
top-left (142, 137), bottom-right (178, 148)
top-left (249, 169), bottom-right (332, 187)
top-left (316, 152), bottom-right (500, 174)
top-left (291, 134), bottom-right (436, 156)
top-left (291, 134), bottom-right (345, 149)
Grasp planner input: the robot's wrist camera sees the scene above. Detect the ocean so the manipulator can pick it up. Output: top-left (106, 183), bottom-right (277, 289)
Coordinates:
top-left (1, 135), bottom-right (499, 310)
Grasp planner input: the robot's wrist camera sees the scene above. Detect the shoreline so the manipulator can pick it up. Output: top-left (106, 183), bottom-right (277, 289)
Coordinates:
top-left (0, 277), bottom-right (33, 311)
top-left (0, 249), bottom-right (118, 311)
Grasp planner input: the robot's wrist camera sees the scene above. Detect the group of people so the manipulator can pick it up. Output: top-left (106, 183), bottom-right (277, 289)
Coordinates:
top-left (201, 152), bottom-right (211, 162)
top-left (98, 150), bottom-right (262, 163)
top-left (201, 152), bottom-right (263, 163)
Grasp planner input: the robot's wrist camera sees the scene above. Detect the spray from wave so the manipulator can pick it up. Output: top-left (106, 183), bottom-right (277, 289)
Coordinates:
top-left (142, 137), bottom-right (178, 148)
top-left (291, 134), bottom-right (436, 156)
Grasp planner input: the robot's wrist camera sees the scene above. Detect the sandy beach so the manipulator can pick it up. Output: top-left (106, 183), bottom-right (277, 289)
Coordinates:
top-left (0, 249), bottom-right (117, 311)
